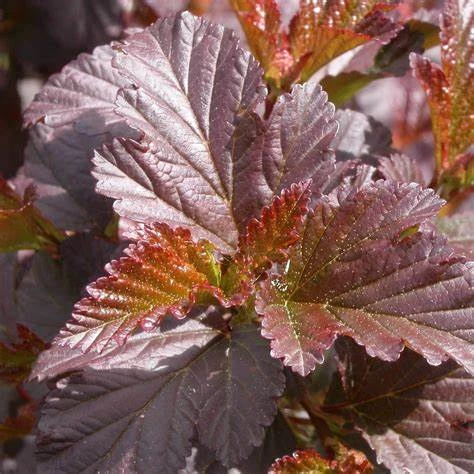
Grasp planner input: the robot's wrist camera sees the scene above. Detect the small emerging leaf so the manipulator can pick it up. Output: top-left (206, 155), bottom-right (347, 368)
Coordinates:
top-left (270, 445), bottom-right (373, 473)
top-left (0, 325), bottom-right (46, 385)
top-left (223, 182), bottom-right (312, 298)
top-left (55, 223), bottom-right (222, 353)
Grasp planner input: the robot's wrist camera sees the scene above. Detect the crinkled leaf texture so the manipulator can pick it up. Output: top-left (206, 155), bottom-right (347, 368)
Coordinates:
top-left (256, 180), bottom-right (474, 376)
top-left (55, 223), bottom-right (222, 353)
top-left (36, 319), bottom-right (284, 473)
top-left (410, 0), bottom-right (473, 191)
top-left (93, 13), bottom-right (338, 251)
top-left (269, 446), bottom-right (373, 474)
top-left (23, 45), bottom-right (138, 231)
top-left (325, 339), bottom-right (474, 474)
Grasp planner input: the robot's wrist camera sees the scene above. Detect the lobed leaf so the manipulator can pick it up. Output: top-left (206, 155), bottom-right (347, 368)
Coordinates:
top-left (377, 153), bottom-right (427, 186)
top-left (23, 45), bottom-right (138, 231)
top-left (0, 325), bottom-right (46, 385)
top-left (325, 339), bottom-right (474, 473)
top-left (223, 182), bottom-right (312, 298)
top-left (37, 322), bottom-right (284, 472)
top-left (55, 223), bottom-right (222, 353)
top-left (256, 181), bottom-right (474, 376)
top-left (410, 0), bottom-right (473, 196)
top-left (93, 13), bottom-right (266, 251)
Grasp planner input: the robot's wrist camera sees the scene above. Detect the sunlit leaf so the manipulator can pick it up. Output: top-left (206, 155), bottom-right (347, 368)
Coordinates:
top-left (325, 339), bottom-right (474, 474)
top-left (55, 223), bottom-right (222, 353)
top-left (256, 181), bottom-right (473, 376)
top-left (436, 213), bottom-right (474, 260)
top-left (223, 182), bottom-right (312, 298)
top-left (410, 0), bottom-right (473, 197)
top-left (269, 445), bottom-right (373, 473)
top-left (24, 44), bottom-right (138, 231)
top-left (377, 153), bottom-right (427, 186)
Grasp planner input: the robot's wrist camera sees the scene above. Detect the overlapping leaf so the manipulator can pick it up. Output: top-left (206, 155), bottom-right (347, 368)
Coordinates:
top-left (23, 44), bottom-right (137, 231)
top-left (93, 13), bottom-right (265, 250)
top-left (0, 325), bottom-right (45, 385)
top-left (37, 321), bottom-right (284, 472)
top-left (93, 14), bottom-right (339, 250)
top-left (55, 223), bottom-right (222, 353)
top-left (0, 177), bottom-right (64, 253)
top-left (325, 339), bottom-right (474, 473)
top-left (437, 213), bottom-right (474, 260)
top-left (231, 0), bottom-right (400, 88)
top-left (377, 153), bottom-right (427, 186)
top-left (410, 0), bottom-right (473, 196)
top-left (222, 182), bottom-right (312, 297)
top-left (256, 180), bottom-right (474, 376)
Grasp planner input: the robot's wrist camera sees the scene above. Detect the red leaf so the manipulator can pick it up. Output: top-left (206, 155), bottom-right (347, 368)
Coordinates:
top-left (55, 223), bottom-right (223, 353)
top-left (410, 0), bottom-right (473, 196)
top-left (270, 446), bottom-right (373, 473)
top-left (0, 402), bottom-right (37, 443)
top-left (0, 325), bottom-right (46, 385)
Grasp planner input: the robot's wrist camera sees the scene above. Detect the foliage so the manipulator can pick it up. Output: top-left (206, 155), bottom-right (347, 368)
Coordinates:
top-left (0, 1), bottom-right (473, 473)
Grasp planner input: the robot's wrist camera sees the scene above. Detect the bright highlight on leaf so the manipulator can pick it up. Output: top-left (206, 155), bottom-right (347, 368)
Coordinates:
top-left (257, 181), bottom-right (474, 376)
top-left (55, 223), bottom-right (222, 353)
top-left (411, 0), bottom-right (473, 198)
top-left (270, 446), bottom-right (373, 474)
top-left (231, 0), bottom-right (400, 89)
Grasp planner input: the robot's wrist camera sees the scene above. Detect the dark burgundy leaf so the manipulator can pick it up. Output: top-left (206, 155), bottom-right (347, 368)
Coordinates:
top-left (325, 339), bottom-right (474, 474)
top-left (60, 233), bottom-right (118, 295)
top-left (37, 323), bottom-right (284, 472)
top-left (13, 0), bottom-right (127, 74)
top-left (24, 45), bottom-right (138, 231)
top-left (15, 252), bottom-right (77, 342)
top-left (93, 13), bottom-right (266, 250)
top-left (260, 79), bottom-right (338, 196)
top-left (256, 181), bottom-right (473, 376)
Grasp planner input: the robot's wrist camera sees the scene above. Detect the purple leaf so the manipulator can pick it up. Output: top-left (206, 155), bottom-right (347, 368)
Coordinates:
top-left (256, 181), bottom-right (474, 376)
top-left (436, 213), bottom-right (474, 260)
top-left (325, 339), bottom-right (474, 474)
top-left (93, 14), bottom-right (339, 250)
top-left (377, 153), bottom-right (428, 186)
top-left (36, 322), bottom-right (284, 472)
top-left (94, 13), bottom-right (266, 250)
top-left (24, 45), bottom-right (138, 231)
